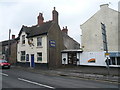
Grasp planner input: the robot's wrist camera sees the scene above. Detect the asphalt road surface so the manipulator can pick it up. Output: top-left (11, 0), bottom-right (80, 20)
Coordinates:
top-left (0, 67), bottom-right (119, 89)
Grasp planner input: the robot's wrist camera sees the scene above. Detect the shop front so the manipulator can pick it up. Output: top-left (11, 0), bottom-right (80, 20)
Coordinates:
top-left (61, 49), bottom-right (82, 65)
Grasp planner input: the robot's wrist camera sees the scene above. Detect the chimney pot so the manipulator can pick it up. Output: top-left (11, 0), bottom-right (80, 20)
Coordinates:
top-left (54, 7), bottom-right (55, 10)
top-left (12, 35), bottom-right (15, 39)
top-left (39, 13), bottom-right (43, 16)
top-left (62, 26), bottom-right (68, 35)
top-left (65, 26), bottom-right (67, 29)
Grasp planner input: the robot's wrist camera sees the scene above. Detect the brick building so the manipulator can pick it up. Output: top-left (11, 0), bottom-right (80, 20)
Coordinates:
top-left (1, 35), bottom-right (17, 64)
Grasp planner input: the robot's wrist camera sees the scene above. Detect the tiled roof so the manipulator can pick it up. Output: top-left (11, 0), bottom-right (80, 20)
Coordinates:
top-left (19, 21), bottom-right (53, 38)
top-left (2, 39), bottom-right (16, 46)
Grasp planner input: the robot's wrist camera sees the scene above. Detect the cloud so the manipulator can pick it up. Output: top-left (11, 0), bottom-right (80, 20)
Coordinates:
top-left (0, 0), bottom-right (119, 43)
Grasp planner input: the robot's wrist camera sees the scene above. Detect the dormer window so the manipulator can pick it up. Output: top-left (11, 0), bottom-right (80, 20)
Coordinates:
top-left (22, 35), bottom-right (25, 44)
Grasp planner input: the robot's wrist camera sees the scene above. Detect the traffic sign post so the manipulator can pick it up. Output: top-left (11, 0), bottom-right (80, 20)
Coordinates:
top-left (105, 57), bottom-right (110, 75)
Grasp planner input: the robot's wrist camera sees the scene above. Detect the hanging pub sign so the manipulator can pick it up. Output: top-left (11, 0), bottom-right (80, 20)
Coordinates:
top-left (49, 40), bottom-right (56, 47)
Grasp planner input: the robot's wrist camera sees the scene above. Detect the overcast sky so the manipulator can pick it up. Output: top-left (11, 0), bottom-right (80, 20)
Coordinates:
top-left (0, 0), bottom-right (119, 43)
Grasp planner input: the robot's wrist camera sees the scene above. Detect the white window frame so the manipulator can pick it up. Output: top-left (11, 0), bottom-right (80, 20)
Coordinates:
top-left (37, 52), bottom-right (42, 61)
top-left (22, 35), bottom-right (25, 45)
top-left (37, 37), bottom-right (42, 47)
top-left (21, 51), bottom-right (26, 61)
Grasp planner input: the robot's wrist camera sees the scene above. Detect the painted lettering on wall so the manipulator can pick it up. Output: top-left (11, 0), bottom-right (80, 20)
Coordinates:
top-left (88, 58), bottom-right (96, 63)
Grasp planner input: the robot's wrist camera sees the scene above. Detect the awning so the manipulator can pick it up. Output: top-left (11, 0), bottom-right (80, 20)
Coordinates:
top-left (61, 49), bottom-right (83, 53)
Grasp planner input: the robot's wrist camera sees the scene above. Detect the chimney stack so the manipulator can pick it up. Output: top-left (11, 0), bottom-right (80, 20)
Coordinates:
top-left (62, 26), bottom-right (68, 34)
top-left (37, 13), bottom-right (44, 25)
top-left (100, 4), bottom-right (109, 9)
top-left (52, 7), bottom-right (59, 24)
top-left (12, 35), bottom-right (15, 39)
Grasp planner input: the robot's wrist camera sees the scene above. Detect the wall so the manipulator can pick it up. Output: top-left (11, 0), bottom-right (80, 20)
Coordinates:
top-left (9, 41), bottom-right (17, 64)
top-left (80, 52), bottom-right (106, 66)
top-left (48, 22), bottom-right (65, 68)
top-left (81, 10), bottom-right (103, 52)
top-left (17, 31), bottom-right (48, 65)
top-left (62, 53), bottom-right (68, 64)
top-left (77, 53), bottom-right (80, 65)
top-left (81, 5), bottom-right (119, 52)
top-left (1, 40), bottom-right (17, 64)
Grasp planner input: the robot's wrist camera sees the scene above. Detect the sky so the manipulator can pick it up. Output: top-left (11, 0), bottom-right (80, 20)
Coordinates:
top-left (0, 0), bottom-right (119, 44)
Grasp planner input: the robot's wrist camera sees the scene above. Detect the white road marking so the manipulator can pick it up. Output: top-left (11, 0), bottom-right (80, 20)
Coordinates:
top-left (0, 73), bottom-right (8, 77)
top-left (18, 78), bottom-right (55, 89)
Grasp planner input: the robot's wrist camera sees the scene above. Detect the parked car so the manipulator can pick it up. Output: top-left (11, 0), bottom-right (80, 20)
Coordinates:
top-left (0, 59), bottom-right (11, 69)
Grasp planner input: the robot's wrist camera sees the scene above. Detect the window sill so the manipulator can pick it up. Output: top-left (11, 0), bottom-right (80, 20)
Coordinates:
top-left (21, 44), bottom-right (25, 46)
top-left (36, 61), bottom-right (42, 63)
top-left (20, 61), bottom-right (26, 62)
top-left (36, 46), bottom-right (43, 48)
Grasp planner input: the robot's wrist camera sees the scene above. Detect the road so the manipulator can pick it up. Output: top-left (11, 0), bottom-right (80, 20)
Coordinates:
top-left (0, 67), bottom-right (119, 89)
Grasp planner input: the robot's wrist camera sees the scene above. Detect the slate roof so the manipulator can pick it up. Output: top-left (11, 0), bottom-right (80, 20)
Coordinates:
top-left (2, 39), bottom-right (16, 46)
top-left (62, 32), bottom-right (80, 48)
top-left (18, 21), bottom-right (53, 38)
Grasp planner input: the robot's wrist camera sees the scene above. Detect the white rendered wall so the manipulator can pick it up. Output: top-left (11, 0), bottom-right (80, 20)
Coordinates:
top-left (62, 53), bottom-right (68, 64)
top-left (17, 31), bottom-right (48, 64)
top-left (80, 52), bottom-right (106, 66)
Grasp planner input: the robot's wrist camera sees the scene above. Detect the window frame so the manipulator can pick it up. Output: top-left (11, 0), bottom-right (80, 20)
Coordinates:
top-left (21, 51), bottom-right (26, 61)
top-left (111, 57), bottom-right (116, 65)
top-left (37, 37), bottom-right (42, 47)
top-left (26, 54), bottom-right (29, 61)
top-left (110, 57), bottom-right (120, 65)
top-left (37, 52), bottom-right (42, 61)
top-left (101, 23), bottom-right (108, 51)
top-left (22, 35), bottom-right (25, 45)
top-left (117, 57), bottom-right (120, 65)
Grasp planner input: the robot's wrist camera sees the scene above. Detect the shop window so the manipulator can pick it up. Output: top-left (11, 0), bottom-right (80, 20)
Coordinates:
top-left (110, 57), bottom-right (120, 65)
top-left (117, 57), bottom-right (120, 65)
top-left (37, 53), bottom-right (42, 61)
top-left (111, 57), bottom-right (116, 65)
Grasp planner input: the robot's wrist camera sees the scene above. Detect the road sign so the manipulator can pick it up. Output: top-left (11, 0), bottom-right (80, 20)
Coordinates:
top-left (105, 53), bottom-right (110, 56)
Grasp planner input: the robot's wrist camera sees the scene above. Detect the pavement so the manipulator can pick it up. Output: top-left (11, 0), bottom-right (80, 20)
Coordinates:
top-left (12, 65), bottom-right (120, 84)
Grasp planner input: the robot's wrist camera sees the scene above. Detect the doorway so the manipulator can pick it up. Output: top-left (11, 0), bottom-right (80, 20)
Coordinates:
top-left (68, 52), bottom-right (77, 65)
top-left (31, 54), bottom-right (35, 67)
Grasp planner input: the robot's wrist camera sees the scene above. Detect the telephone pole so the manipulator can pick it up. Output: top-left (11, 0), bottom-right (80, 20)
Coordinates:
top-left (8, 29), bottom-right (11, 62)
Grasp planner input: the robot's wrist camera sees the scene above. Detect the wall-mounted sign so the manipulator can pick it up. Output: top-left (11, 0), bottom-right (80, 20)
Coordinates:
top-left (109, 52), bottom-right (120, 57)
top-left (49, 40), bottom-right (56, 47)
top-left (28, 38), bottom-right (34, 47)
